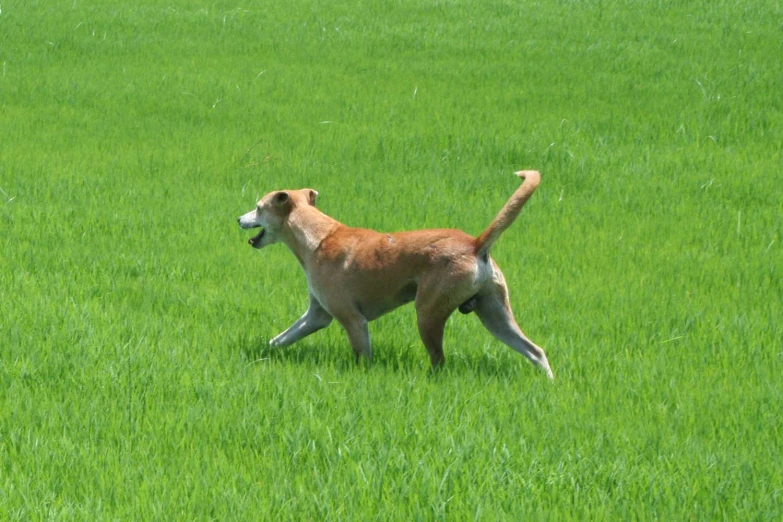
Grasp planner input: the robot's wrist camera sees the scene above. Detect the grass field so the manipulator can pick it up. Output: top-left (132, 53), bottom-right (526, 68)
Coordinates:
top-left (1, 0), bottom-right (781, 519)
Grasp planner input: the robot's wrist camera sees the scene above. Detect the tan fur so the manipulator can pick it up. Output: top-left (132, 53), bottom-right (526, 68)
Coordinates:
top-left (237, 171), bottom-right (553, 379)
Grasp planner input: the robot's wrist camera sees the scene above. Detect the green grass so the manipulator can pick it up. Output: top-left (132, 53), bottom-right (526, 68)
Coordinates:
top-left (1, 0), bottom-right (781, 519)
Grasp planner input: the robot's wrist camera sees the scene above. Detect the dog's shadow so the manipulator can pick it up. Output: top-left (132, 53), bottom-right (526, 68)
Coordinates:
top-left (237, 335), bottom-right (535, 380)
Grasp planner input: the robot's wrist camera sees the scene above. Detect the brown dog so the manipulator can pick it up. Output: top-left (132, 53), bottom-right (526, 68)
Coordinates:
top-left (238, 170), bottom-right (553, 379)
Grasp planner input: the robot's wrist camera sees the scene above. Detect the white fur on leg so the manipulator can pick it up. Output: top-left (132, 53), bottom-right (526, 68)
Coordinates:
top-left (269, 301), bottom-right (332, 347)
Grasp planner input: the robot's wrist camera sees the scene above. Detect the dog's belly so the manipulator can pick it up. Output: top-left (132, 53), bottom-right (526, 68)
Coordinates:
top-left (306, 265), bottom-right (418, 321)
top-left (355, 280), bottom-right (418, 321)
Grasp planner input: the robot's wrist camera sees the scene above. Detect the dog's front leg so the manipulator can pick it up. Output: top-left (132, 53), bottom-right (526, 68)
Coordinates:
top-left (335, 314), bottom-right (372, 362)
top-left (270, 295), bottom-right (333, 347)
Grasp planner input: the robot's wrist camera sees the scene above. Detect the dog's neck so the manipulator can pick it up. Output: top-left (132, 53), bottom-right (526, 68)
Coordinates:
top-left (283, 205), bottom-right (341, 264)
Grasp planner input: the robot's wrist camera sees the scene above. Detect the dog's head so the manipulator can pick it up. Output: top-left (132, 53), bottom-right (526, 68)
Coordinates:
top-left (238, 188), bottom-right (318, 249)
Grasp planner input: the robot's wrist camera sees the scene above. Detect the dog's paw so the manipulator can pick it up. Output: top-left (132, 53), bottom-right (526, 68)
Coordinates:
top-left (269, 337), bottom-right (281, 347)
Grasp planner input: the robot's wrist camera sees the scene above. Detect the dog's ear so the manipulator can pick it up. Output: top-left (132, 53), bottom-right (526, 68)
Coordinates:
top-left (273, 191), bottom-right (290, 207)
top-left (307, 189), bottom-right (319, 206)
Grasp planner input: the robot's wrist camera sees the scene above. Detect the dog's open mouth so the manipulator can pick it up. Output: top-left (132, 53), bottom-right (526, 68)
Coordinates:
top-left (248, 228), bottom-right (265, 247)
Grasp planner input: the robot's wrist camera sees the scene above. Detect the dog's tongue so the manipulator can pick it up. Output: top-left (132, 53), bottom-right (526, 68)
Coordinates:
top-left (248, 229), bottom-right (265, 246)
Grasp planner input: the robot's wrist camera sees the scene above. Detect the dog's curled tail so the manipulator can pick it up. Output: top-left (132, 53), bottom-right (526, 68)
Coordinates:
top-left (474, 170), bottom-right (541, 256)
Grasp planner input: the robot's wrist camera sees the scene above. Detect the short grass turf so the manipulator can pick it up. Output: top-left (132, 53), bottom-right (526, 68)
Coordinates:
top-left (1, 0), bottom-right (781, 519)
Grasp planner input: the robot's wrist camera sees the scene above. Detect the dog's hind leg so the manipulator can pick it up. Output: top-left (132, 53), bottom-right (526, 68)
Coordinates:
top-left (415, 287), bottom-right (457, 368)
top-left (475, 272), bottom-right (553, 379)
top-left (270, 294), bottom-right (333, 347)
top-left (416, 312), bottom-right (449, 368)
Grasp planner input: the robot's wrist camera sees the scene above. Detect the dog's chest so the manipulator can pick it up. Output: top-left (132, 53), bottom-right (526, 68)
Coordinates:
top-left (304, 274), bottom-right (327, 308)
